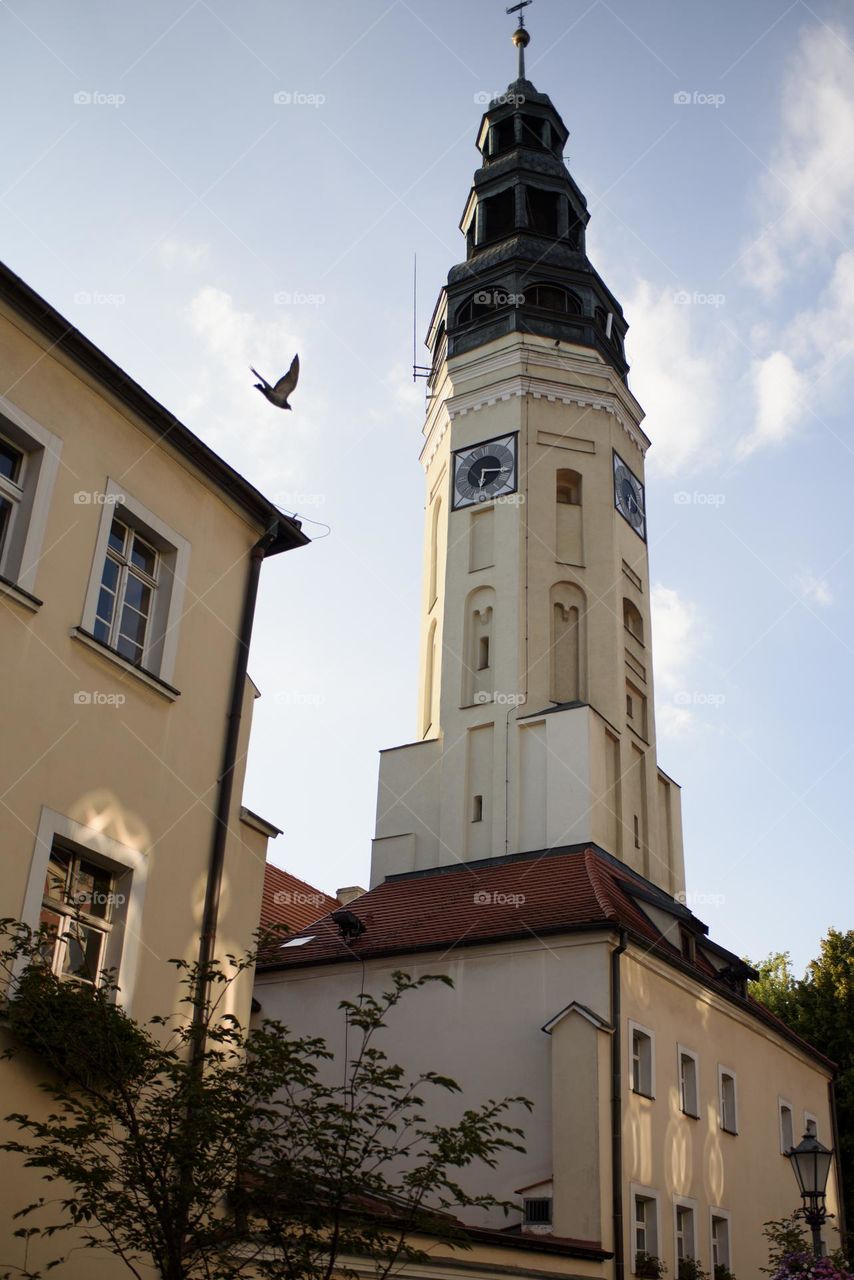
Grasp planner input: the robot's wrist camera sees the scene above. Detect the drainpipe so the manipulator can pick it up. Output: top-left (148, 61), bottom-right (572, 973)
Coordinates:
top-left (611, 929), bottom-right (628, 1280)
top-left (190, 524), bottom-right (277, 1062)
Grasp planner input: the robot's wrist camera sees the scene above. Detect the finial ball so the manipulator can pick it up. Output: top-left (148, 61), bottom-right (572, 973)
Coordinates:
top-left (512, 25), bottom-right (531, 48)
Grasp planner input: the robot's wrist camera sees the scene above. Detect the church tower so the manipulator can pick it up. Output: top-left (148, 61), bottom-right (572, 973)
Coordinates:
top-left (372, 21), bottom-right (685, 896)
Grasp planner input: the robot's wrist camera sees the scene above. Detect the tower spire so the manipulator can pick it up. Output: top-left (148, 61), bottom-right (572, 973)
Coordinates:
top-left (507, 0), bottom-right (532, 80)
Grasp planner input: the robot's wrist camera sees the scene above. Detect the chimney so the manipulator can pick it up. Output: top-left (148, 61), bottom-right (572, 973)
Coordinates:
top-left (336, 885), bottom-right (366, 907)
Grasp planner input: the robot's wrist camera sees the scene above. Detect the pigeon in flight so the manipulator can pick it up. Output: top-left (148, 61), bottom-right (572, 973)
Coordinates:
top-left (251, 354), bottom-right (300, 410)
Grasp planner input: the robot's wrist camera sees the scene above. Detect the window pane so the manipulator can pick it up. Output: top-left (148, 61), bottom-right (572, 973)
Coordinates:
top-left (119, 603), bottom-right (148, 649)
top-left (71, 860), bottom-right (113, 920)
top-left (38, 908), bottom-right (62, 967)
top-left (93, 616), bottom-right (111, 645)
top-left (96, 586), bottom-right (116, 629)
top-left (100, 554), bottom-right (120, 593)
top-left (123, 573), bottom-right (151, 615)
top-left (43, 849), bottom-right (70, 901)
top-left (108, 519), bottom-right (128, 554)
top-left (61, 921), bottom-right (104, 982)
top-left (0, 437), bottom-right (23, 483)
top-left (0, 497), bottom-right (10, 554)
top-left (130, 534), bottom-right (157, 577)
top-left (116, 633), bottom-right (144, 664)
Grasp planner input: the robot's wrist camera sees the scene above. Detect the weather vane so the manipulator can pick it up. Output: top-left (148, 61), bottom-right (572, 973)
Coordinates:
top-left (506, 1), bottom-right (533, 78)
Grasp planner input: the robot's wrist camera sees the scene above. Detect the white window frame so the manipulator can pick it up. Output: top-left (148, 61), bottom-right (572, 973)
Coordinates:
top-left (673, 1196), bottom-right (698, 1269)
top-left (630, 1183), bottom-right (660, 1272)
top-left (718, 1065), bottom-right (738, 1134)
top-left (0, 392), bottom-right (62, 595)
top-left (80, 479), bottom-right (190, 684)
top-left (678, 1044), bottom-right (700, 1118)
top-left (804, 1111), bottom-right (818, 1139)
top-left (710, 1207), bottom-right (733, 1275)
top-left (19, 807), bottom-right (148, 1013)
top-left (628, 1020), bottom-right (656, 1098)
top-left (779, 1098), bottom-right (795, 1153)
top-left (40, 845), bottom-right (118, 985)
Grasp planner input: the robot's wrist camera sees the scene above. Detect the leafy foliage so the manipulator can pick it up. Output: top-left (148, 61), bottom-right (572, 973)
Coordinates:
top-left (762, 1215), bottom-right (852, 1277)
top-left (750, 931), bottom-right (854, 1239)
top-left (635, 1251), bottom-right (667, 1278)
top-left (0, 919), bottom-right (529, 1280)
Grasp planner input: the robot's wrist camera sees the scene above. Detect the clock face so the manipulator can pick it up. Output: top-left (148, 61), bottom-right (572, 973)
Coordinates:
top-left (452, 434), bottom-right (518, 510)
top-left (613, 451), bottom-right (646, 541)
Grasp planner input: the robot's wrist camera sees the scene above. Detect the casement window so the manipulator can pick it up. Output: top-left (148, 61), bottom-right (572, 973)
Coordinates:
top-left (93, 516), bottom-right (160, 665)
top-left (21, 809), bottom-right (148, 1012)
top-left (679, 1047), bottom-right (699, 1118)
top-left (78, 481), bottom-right (190, 686)
top-left (632, 1187), bottom-right (660, 1270)
top-left (779, 1100), bottom-right (794, 1153)
top-left (523, 1197), bottom-right (552, 1225)
top-left (39, 844), bottom-right (117, 984)
top-left (0, 401), bottom-right (62, 598)
top-left (718, 1067), bottom-right (738, 1134)
top-left (675, 1202), bottom-right (697, 1273)
top-left (711, 1210), bottom-right (732, 1273)
top-left (630, 1022), bottom-right (655, 1097)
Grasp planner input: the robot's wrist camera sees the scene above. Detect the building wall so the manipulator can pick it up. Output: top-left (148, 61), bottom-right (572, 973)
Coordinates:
top-left (0, 299), bottom-right (277, 1276)
top-left (621, 947), bottom-right (840, 1277)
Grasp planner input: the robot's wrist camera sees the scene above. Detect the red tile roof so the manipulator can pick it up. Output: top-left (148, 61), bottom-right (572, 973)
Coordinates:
top-left (256, 845), bottom-right (833, 1069)
top-left (260, 863), bottom-right (338, 936)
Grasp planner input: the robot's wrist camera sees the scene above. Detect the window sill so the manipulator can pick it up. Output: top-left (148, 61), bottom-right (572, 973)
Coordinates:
top-left (681, 1110), bottom-right (700, 1121)
top-left (70, 627), bottom-right (181, 702)
top-left (720, 1126), bottom-right (738, 1136)
top-left (631, 1089), bottom-right (655, 1101)
top-left (0, 572), bottom-right (42, 612)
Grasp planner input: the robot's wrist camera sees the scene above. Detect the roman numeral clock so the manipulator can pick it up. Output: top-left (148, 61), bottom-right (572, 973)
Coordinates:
top-left (452, 433), bottom-right (518, 510)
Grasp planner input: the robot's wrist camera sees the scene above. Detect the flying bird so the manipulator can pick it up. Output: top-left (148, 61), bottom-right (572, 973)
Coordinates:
top-left (251, 354), bottom-right (300, 410)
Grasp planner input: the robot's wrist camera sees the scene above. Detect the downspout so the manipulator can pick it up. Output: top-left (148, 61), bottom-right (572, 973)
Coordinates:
top-left (828, 1078), bottom-right (848, 1251)
top-left (190, 524), bottom-right (277, 1062)
top-left (611, 929), bottom-right (628, 1280)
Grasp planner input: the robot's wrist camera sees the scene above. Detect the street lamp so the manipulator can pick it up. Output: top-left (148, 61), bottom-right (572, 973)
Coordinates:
top-left (786, 1132), bottom-right (834, 1256)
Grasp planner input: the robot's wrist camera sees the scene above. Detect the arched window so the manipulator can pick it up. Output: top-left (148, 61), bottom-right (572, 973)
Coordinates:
top-left (428, 498), bottom-right (442, 607)
top-left (526, 284), bottom-right (582, 315)
top-left (456, 287), bottom-right (513, 327)
top-left (463, 586), bottom-right (495, 706)
top-left (556, 469), bottom-right (582, 505)
top-left (422, 618), bottom-right (437, 737)
top-left (623, 598), bottom-right (643, 643)
top-left (550, 582), bottom-right (586, 704)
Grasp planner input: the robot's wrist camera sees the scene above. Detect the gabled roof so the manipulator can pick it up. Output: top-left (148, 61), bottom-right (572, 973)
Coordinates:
top-left (260, 863), bottom-right (338, 936)
top-left (256, 844), bottom-right (833, 1070)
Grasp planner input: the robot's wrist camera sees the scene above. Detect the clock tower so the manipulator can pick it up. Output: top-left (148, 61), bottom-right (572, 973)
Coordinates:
top-left (371, 24), bottom-right (685, 896)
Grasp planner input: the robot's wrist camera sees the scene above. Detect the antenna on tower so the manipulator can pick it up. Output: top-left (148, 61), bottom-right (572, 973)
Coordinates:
top-left (412, 253), bottom-right (430, 383)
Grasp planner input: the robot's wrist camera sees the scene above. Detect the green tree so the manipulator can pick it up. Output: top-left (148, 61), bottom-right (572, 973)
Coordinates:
top-left (0, 920), bottom-right (529, 1280)
top-left (750, 931), bottom-right (854, 1244)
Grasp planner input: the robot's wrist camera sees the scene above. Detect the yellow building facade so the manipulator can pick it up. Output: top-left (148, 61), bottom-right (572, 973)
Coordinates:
top-left (0, 259), bottom-right (306, 1277)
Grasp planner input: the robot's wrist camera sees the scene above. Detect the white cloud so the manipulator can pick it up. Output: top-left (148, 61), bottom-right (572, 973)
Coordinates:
top-left (650, 583), bottom-right (706, 737)
top-left (738, 350), bottom-right (806, 459)
top-left (796, 572), bottom-right (833, 607)
top-left (157, 239), bottom-right (211, 272)
top-left (623, 281), bottom-right (726, 474)
top-left (742, 24), bottom-right (854, 295)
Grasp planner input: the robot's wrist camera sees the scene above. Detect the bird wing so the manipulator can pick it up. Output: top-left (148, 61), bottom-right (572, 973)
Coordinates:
top-left (272, 353), bottom-right (300, 398)
top-left (250, 366), bottom-right (269, 386)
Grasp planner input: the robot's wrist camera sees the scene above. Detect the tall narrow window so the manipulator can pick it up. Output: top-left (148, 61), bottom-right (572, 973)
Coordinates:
top-left (675, 1205), bottom-right (696, 1274)
top-left (719, 1069), bottom-right (738, 1134)
top-left (40, 844), bottom-right (116, 985)
top-left (779, 1101), bottom-right (794, 1153)
top-left (624, 598), bottom-right (644, 642)
top-left (556, 469), bottom-right (581, 505)
top-left (472, 794), bottom-right (484, 823)
top-left (711, 1214), bottom-right (731, 1273)
top-left (630, 1026), bottom-right (654, 1097)
top-left (428, 498), bottom-right (442, 607)
top-left (633, 1193), bottom-right (658, 1269)
top-left (551, 582), bottom-right (585, 704)
top-left (478, 635), bottom-right (490, 670)
top-left (93, 517), bottom-right (159, 666)
top-left (464, 587), bottom-right (495, 705)
top-left (555, 469), bottom-right (583, 565)
top-left (679, 1049), bottom-right (699, 1117)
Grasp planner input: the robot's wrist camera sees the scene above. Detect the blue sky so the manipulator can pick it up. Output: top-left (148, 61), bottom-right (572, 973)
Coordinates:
top-left (2, 0), bottom-right (853, 971)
